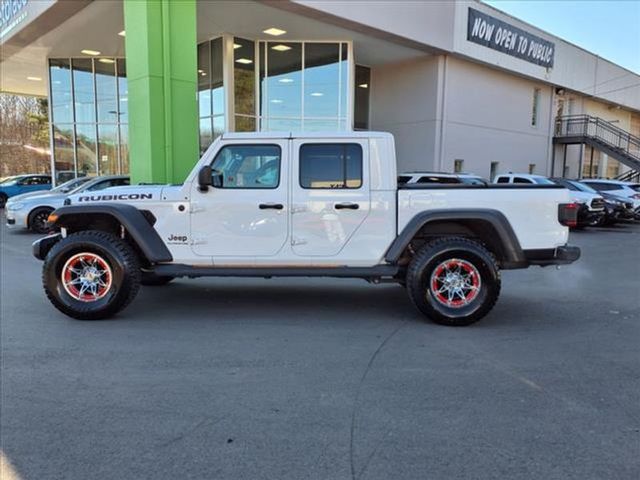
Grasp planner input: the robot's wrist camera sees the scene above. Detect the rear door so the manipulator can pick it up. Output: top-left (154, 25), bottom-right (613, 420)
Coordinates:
top-left (290, 139), bottom-right (370, 256)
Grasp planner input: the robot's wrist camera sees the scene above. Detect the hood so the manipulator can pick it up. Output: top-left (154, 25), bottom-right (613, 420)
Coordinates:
top-left (8, 191), bottom-right (67, 205)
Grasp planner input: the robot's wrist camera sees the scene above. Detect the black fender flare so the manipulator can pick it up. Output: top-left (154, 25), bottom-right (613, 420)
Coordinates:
top-left (48, 204), bottom-right (173, 263)
top-left (385, 209), bottom-right (526, 267)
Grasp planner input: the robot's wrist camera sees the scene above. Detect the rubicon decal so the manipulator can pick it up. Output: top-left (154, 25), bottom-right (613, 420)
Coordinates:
top-left (77, 193), bottom-right (154, 202)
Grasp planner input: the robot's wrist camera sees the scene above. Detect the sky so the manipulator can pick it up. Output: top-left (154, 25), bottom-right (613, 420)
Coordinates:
top-left (484, 1), bottom-right (640, 74)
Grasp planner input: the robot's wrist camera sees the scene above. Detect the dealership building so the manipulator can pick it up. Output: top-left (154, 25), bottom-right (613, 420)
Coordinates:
top-left (1, 0), bottom-right (639, 185)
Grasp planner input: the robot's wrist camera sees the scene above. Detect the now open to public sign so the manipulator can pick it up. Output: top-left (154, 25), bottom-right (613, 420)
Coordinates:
top-left (467, 8), bottom-right (555, 68)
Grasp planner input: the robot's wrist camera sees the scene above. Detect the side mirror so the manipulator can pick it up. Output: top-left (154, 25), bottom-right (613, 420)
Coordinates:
top-left (198, 165), bottom-right (212, 191)
top-left (212, 172), bottom-right (223, 188)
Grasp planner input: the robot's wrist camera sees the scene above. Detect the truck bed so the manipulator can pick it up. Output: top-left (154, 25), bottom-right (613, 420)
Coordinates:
top-left (397, 183), bottom-right (571, 250)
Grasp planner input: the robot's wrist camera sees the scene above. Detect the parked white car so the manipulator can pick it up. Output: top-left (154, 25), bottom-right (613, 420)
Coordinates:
top-left (580, 179), bottom-right (640, 218)
top-left (5, 175), bottom-right (129, 233)
top-left (399, 172), bottom-right (488, 185)
top-left (493, 173), bottom-right (556, 185)
top-left (33, 132), bottom-right (579, 326)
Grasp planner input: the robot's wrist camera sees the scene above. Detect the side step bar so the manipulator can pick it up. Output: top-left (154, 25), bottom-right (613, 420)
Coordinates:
top-left (152, 264), bottom-right (401, 281)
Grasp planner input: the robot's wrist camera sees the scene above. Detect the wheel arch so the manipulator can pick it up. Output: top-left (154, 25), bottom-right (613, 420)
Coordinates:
top-left (27, 205), bottom-right (55, 228)
top-left (48, 204), bottom-right (172, 263)
top-left (386, 209), bottom-right (526, 268)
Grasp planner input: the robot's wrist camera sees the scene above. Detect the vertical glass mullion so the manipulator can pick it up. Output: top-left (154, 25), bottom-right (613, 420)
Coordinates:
top-left (69, 58), bottom-right (78, 177)
top-left (46, 59), bottom-right (57, 185)
top-left (301, 41), bottom-right (305, 131)
top-left (338, 43), bottom-right (342, 125)
top-left (92, 58), bottom-right (100, 175)
top-left (115, 57), bottom-right (122, 174)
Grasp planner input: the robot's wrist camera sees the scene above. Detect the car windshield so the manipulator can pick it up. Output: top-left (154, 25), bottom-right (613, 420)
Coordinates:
top-left (53, 177), bottom-right (91, 193)
top-left (534, 177), bottom-right (555, 185)
top-left (0, 176), bottom-right (20, 185)
top-left (571, 181), bottom-right (598, 194)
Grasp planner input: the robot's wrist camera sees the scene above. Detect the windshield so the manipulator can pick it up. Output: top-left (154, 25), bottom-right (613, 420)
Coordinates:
top-left (0, 176), bottom-right (20, 185)
top-left (534, 177), bottom-right (556, 185)
top-left (570, 181), bottom-right (598, 194)
top-left (53, 177), bottom-right (91, 193)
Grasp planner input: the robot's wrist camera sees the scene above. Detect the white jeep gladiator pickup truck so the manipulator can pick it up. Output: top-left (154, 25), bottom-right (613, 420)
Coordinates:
top-left (33, 132), bottom-right (580, 326)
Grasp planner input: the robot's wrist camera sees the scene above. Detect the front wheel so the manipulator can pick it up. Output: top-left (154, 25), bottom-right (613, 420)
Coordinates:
top-left (42, 231), bottom-right (141, 320)
top-left (29, 207), bottom-right (54, 234)
top-left (406, 237), bottom-right (501, 326)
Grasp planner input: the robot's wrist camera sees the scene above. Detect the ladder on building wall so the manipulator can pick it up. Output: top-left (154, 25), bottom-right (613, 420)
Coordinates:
top-left (553, 114), bottom-right (640, 178)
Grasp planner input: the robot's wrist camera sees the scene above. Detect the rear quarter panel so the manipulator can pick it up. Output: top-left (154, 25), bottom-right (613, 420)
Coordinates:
top-left (398, 187), bottom-right (571, 250)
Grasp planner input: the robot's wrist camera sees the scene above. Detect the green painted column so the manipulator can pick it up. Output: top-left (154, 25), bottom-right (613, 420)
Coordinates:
top-left (123, 0), bottom-right (199, 184)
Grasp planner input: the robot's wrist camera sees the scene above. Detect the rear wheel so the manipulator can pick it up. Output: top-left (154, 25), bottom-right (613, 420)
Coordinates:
top-left (28, 207), bottom-right (54, 234)
top-left (406, 237), bottom-right (501, 326)
top-left (42, 231), bottom-right (141, 320)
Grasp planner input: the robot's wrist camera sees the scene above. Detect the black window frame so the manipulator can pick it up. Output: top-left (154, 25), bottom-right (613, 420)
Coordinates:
top-left (299, 143), bottom-right (363, 190)
top-left (209, 143), bottom-right (282, 190)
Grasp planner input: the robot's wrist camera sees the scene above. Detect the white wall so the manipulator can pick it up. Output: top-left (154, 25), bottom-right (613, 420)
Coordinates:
top-left (369, 55), bottom-right (442, 172)
top-left (441, 56), bottom-right (552, 178)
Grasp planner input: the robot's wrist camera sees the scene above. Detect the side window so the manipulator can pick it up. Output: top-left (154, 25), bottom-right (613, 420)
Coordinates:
top-left (211, 145), bottom-right (281, 189)
top-left (514, 177), bottom-right (533, 184)
top-left (87, 180), bottom-right (113, 192)
top-left (496, 176), bottom-right (509, 184)
top-left (397, 176), bottom-right (412, 185)
top-left (114, 178), bottom-right (130, 186)
top-left (300, 143), bottom-right (362, 189)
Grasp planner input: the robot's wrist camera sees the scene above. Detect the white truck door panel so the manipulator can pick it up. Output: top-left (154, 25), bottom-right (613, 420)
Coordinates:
top-left (291, 140), bottom-right (370, 257)
top-left (190, 141), bottom-right (289, 257)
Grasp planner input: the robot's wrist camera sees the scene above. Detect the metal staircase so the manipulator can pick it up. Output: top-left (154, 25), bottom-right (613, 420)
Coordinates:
top-left (553, 115), bottom-right (640, 176)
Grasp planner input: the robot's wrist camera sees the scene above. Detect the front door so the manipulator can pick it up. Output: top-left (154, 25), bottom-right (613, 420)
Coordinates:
top-left (290, 140), bottom-right (370, 256)
top-left (190, 141), bottom-right (289, 258)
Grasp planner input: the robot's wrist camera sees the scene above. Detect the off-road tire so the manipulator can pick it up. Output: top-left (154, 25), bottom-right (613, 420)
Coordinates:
top-left (0, 193), bottom-right (7, 208)
top-left (141, 271), bottom-right (174, 286)
top-left (28, 207), bottom-right (54, 234)
top-left (42, 230), bottom-right (141, 320)
top-left (406, 236), bottom-right (501, 326)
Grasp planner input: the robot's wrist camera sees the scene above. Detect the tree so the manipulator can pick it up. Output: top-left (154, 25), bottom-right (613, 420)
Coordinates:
top-left (0, 94), bottom-right (51, 177)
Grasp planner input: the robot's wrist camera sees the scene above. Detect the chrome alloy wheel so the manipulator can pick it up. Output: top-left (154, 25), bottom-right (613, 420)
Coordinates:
top-left (61, 252), bottom-right (113, 302)
top-left (429, 258), bottom-right (481, 308)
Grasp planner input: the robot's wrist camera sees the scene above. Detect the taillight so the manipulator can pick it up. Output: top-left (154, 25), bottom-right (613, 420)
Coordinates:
top-left (558, 203), bottom-right (579, 228)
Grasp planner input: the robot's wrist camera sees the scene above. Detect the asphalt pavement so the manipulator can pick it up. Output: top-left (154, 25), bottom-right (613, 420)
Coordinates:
top-left (1, 218), bottom-right (639, 480)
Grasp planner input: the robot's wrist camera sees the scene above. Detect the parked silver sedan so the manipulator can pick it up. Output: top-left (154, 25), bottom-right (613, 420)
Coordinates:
top-left (5, 175), bottom-right (129, 233)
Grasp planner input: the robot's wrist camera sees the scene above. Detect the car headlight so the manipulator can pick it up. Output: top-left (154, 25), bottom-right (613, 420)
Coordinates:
top-left (6, 202), bottom-right (24, 211)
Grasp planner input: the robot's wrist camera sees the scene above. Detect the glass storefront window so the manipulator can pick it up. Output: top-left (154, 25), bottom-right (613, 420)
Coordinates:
top-left (72, 58), bottom-right (96, 124)
top-left (50, 59), bottom-right (73, 124)
top-left (98, 124), bottom-right (118, 175)
top-left (75, 123), bottom-right (97, 176)
top-left (49, 57), bottom-right (129, 182)
top-left (197, 37), bottom-right (225, 152)
top-left (257, 41), bottom-right (350, 131)
top-left (53, 125), bottom-right (75, 176)
top-left (95, 59), bottom-right (118, 123)
top-left (234, 37), bottom-right (256, 131)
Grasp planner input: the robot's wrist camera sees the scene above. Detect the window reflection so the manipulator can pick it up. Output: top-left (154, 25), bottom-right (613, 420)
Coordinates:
top-left (50, 59), bottom-right (73, 124)
top-left (75, 123), bottom-right (97, 176)
top-left (305, 43), bottom-right (340, 120)
top-left (49, 57), bottom-right (128, 182)
top-left (95, 59), bottom-right (118, 123)
top-left (72, 58), bottom-right (95, 124)
top-left (197, 37), bottom-right (225, 152)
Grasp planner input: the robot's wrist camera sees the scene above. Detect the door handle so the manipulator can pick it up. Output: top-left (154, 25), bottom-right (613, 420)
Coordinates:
top-left (259, 203), bottom-right (284, 210)
top-left (334, 202), bottom-right (360, 210)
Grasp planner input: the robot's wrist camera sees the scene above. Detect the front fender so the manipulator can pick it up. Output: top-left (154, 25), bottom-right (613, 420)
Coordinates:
top-left (47, 203), bottom-right (172, 263)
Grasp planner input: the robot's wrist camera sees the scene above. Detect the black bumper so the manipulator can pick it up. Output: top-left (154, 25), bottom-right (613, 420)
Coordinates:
top-left (32, 233), bottom-right (62, 261)
top-left (524, 245), bottom-right (581, 267)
